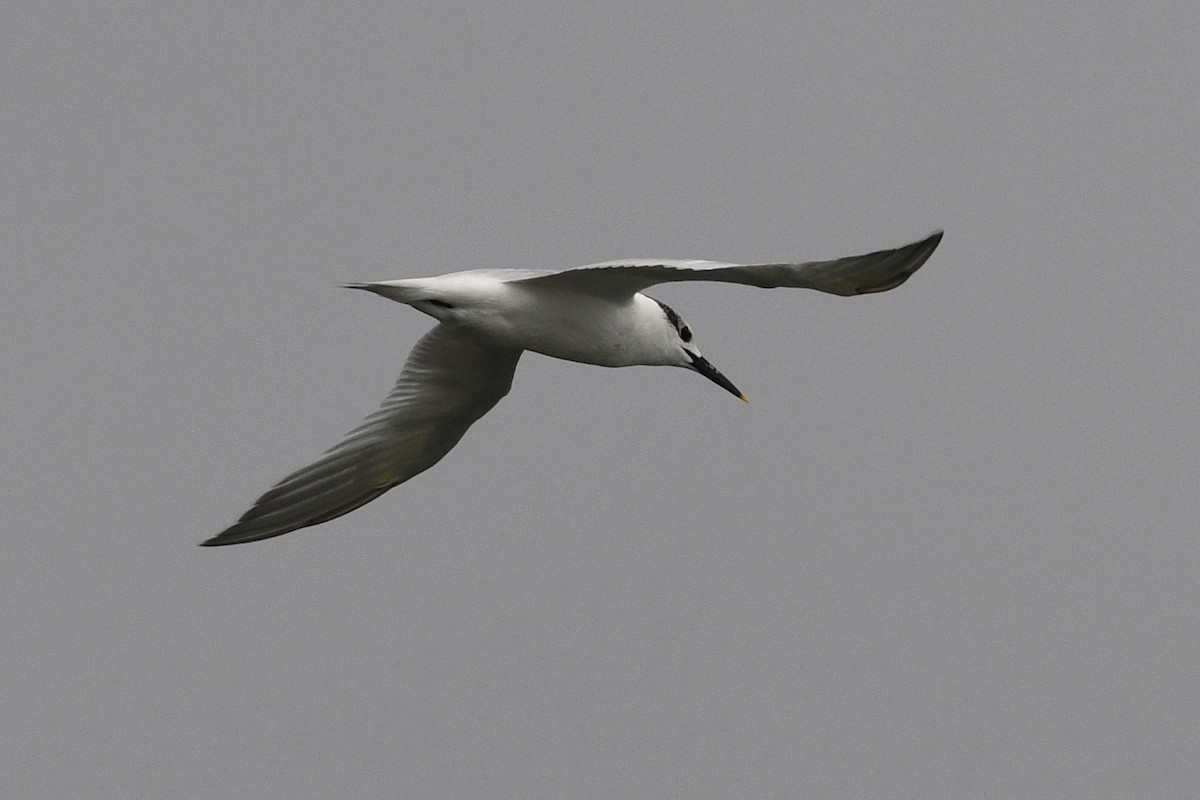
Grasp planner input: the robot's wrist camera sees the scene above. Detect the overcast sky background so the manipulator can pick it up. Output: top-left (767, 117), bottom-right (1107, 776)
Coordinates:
top-left (4, 2), bottom-right (1198, 797)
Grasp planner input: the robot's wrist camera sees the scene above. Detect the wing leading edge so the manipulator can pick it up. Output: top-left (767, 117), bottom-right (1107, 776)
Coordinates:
top-left (510, 230), bottom-right (943, 296)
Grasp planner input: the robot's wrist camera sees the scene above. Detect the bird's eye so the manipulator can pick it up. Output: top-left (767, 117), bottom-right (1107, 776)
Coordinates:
top-left (679, 325), bottom-right (692, 342)
top-left (427, 299), bottom-right (455, 309)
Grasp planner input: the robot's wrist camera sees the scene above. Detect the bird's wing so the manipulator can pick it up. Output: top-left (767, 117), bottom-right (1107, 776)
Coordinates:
top-left (204, 324), bottom-right (522, 546)
top-left (510, 231), bottom-right (942, 297)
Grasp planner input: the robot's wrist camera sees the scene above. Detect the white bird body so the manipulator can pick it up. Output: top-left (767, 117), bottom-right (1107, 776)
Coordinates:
top-left (363, 274), bottom-right (681, 366)
top-left (205, 231), bottom-right (942, 546)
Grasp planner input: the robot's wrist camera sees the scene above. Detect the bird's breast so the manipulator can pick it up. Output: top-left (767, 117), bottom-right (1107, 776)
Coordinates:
top-left (488, 287), bottom-right (667, 367)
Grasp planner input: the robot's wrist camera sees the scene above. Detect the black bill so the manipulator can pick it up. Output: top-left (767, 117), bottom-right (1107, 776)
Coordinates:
top-left (688, 352), bottom-right (748, 402)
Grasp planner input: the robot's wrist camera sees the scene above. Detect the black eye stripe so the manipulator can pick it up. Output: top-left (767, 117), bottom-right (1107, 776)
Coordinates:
top-left (653, 298), bottom-right (682, 328)
top-left (653, 298), bottom-right (690, 339)
top-left (427, 299), bottom-right (455, 309)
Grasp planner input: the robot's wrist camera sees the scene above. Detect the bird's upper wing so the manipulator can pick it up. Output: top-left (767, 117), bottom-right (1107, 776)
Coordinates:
top-left (508, 231), bottom-right (942, 297)
top-left (204, 324), bottom-right (522, 546)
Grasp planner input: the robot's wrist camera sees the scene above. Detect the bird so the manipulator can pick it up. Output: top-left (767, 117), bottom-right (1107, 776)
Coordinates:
top-left (203, 230), bottom-right (942, 546)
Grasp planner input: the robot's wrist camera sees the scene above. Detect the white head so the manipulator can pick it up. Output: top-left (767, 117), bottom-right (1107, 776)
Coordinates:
top-left (650, 298), bottom-right (748, 402)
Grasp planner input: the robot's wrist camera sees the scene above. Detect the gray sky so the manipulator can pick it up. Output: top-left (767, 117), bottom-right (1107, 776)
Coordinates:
top-left (5, 2), bottom-right (1198, 797)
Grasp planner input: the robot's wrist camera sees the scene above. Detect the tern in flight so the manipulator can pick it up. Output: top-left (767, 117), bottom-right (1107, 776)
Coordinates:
top-left (204, 231), bottom-right (942, 545)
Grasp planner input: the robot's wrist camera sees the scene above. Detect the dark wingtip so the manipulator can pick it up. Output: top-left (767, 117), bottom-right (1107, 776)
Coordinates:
top-left (200, 521), bottom-right (276, 547)
top-left (200, 521), bottom-right (295, 547)
top-left (199, 529), bottom-right (240, 547)
top-left (853, 229), bottom-right (944, 295)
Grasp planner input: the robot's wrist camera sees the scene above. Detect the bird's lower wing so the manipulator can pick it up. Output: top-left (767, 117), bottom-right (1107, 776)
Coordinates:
top-left (204, 325), bottom-right (522, 546)
top-left (510, 231), bottom-right (942, 296)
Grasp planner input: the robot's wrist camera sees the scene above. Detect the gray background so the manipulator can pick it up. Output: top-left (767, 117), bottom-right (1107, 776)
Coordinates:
top-left (5, 2), bottom-right (1198, 797)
